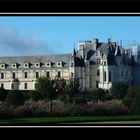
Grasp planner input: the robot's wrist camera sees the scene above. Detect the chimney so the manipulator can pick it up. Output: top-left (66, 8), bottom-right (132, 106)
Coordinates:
top-left (92, 38), bottom-right (99, 51)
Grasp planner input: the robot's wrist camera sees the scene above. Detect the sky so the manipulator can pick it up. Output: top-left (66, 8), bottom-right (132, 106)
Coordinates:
top-left (0, 16), bottom-right (140, 56)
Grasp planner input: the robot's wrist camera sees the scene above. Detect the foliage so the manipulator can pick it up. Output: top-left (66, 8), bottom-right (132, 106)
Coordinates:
top-left (35, 77), bottom-right (58, 112)
top-left (6, 90), bottom-right (25, 106)
top-left (91, 88), bottom-right (106, 102)
top-left (110, 82), bottom-right (128, 99)
top-left (122, 97), bottom-right (132, 108)
top-left (0, 88), bottom-right (8, 101)
top-left (74, 97), bottom-right (87, 105)
top-left (130, 93), bottom-right (140, 115)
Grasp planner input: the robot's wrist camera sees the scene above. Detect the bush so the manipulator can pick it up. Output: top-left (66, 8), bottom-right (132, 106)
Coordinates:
top-left (130, 93), bottom-right (140, 115)
top-left (0, 88), bottom-right (8, 101)
top-left (122, 97), bottom-right (132, 108)
top-left (6, 90), bottom-right (25, 106)
top-left (74, 97), bottom-right (87, 105)
top-left (110, 82), bottom-right (128, 99)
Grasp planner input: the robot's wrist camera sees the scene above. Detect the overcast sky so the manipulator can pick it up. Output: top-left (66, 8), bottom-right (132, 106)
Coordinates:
top-left (0, 16), bottom-right (140, 56)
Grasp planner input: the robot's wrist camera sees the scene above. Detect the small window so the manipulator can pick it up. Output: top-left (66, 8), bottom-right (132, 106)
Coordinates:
top-left (13, 72), bottom-right (15, 79)
top-left (104, 61), bottom-right (106, 65)
top-left (35, 83), bottom-right (37, 89)
top-left (57, 62), bottom-right (62, 67)
top-left (120, 61), bottom-right (122, 65)
top-left (1, 73), bottom-right (4, 79)
top-left (1, 83), bottom-right (4, 88)
top-left (47, 72), bottom-right (50, 78)
top-left (97, 70), bottom-right (100, 76)
top-left (71, 62), bottom-right (74, 67)
top-left (58, 71), bottom-right (61, 78)
top-left (11, 83), bottom-right (14, 90)
top-left (109, 71), bottom-right (111, 82)
top-left (24, 83), bottom-right (28, 89)
top-left (35, 63), bottom-right (40, 67)
top-left (36, 72), bottom-right (39, 78)
top-left (71, 72), bottom-right (74, 78)
top-left (96, 81), bottom-right (99, 88)
top-left (24, 63), bottom-right (29, 68)
top-left (121, 70), bottom-right (124, 76)
top-left (46, 62), bottom-right (51, 67)
top-left (0, 64), bottom-right (5, 69)
top-left (25, 72), bottom-right (28, 78)
top-left (104, 71), bottom-right (106, 82)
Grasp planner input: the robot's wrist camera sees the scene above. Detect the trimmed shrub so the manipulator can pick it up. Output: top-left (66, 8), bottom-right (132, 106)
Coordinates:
top-left (6, 90), bottom-right (25, 106)
top-left (0, 88), bottom-right (8, 101)
top-left (74, 97), bottom-right (87, 105)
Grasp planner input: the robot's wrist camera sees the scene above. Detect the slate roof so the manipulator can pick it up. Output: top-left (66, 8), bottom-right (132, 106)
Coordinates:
top-left (0, 54), bottom-right (72, 69)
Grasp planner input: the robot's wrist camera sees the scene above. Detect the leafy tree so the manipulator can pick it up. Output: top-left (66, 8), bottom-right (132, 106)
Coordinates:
top-left (130, 93), bottom-right (140, 115)
top-left (110, 82), bottom-right (128, 99)
top-left (36, 77), bottom-right (58, 112)
top-left (91, 88), bottom-right (106, 102)
top-left (63, 78), bottom-right (81, 103)
top-left (6, 90), bottom-right (25, 106)
top-left (123, 86), bottom-right (140, 108)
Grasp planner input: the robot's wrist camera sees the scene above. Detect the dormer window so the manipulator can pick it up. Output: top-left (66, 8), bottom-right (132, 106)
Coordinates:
top-left (46, 62), bottom-right (51, 67)
top-left (0, 64), bottom-right (5, 69)
top-left (12, 63), bottom-right (17, 69)
top-left (57, 62), bottom-right (62, 67)
top-left (24, 63), bottom-right (29, 68)
top-left (35, 63), bottom-right (40, 68)
top-left (71, 62), bottom-right (74, 67)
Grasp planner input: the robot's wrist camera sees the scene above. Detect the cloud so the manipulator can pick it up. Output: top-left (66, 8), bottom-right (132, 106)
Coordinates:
top-left (0, 27), bottom-right (55, 56)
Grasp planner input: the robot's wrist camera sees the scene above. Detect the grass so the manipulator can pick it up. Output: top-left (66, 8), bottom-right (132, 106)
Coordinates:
top-left (1, 115), bottom-right (140, 125)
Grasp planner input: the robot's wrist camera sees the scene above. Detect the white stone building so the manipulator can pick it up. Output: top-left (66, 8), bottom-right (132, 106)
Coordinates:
top-left (0, 38), bottom-right (133, 91)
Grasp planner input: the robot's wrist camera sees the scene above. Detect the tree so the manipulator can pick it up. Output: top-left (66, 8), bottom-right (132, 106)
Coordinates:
top-left (130, 93), bottom-right (140, 115)
top-left (36, 77), bottom-right (58, 112)
top-left (6, 90), bottom-right (25, 106)
top-left (0, 87), bottom-right (8, 101)
top-left (110, 82), bottom-right (128, 99)
top-left (122, 86), bottom-right (140, 108)
top-left (63, 78), bottom-right (81, 103)
top-left (91, 88), bottom-right (106, 102)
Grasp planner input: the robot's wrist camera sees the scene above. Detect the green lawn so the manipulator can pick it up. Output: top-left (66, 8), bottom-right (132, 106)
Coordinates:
top-left (0, 115), bottom-right (140, 125)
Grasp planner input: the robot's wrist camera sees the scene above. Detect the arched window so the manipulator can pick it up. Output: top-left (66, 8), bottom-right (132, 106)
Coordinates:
top-left (104, 71), bottom-right (106, 82)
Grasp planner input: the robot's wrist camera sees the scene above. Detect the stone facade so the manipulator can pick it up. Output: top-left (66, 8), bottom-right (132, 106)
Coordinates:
top-left (0, 38), bottom-right (136, 91)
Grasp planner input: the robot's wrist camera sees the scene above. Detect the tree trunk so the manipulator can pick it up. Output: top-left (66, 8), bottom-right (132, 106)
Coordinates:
top-left (50, 99), bottom-right (53, 112)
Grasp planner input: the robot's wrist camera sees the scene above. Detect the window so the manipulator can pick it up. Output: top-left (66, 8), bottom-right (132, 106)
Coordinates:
top-left (104, 61), bottom-right (106, 65)
top-left (97, 70), bottom-right (100, 76)
top-left (24, 83), bottom-right (28, 89)
top-left (58, 71), bottom-right (61, 78)
top-left (47, 72), bottom-right (50, 78)
top-left (25, 72), bottom-right (28, 78)
top-left (120, 61), bottom-right (122, 65)
top-left (0, 64), bottom-right (5, 69)
top-left (104, 71), bottom-right (106, 82)
top-left (71, 62), bottom-right (74, 67)
top-left (1, 73), bottom-right (4, 79)
top-left (13, 72), bottom-right (15, 79)
top-left (36, 72), bottom-right (39, 78)
top-left (121, 70), bottom-right (124, 76)
top-left (126, 71), bottom-right (128, 76)
top-left (109, 71), bottom-right (111, 82)
top-left (57, 62), bottom-right (62, 67)
top-left (71, 72), bottom-right (74, 78)
top-left (96, 81), bottom-right (99, 88)
top-left (1, 83), bottom-right (4, 88)
top-left (11, 83), bottom-right (14, 90)
top-left (24, 63), bottom-right (29, 68)
top-left (46, 62), bottom-right (51, 67)
top-left (35, 83), bottom-right (37, 89)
